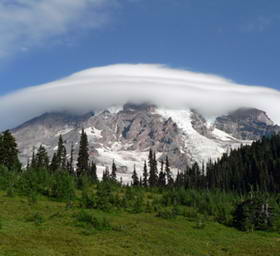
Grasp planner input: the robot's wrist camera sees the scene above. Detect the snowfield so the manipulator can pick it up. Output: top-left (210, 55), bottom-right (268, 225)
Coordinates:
top-left (155, 108), bottom-right (251, 165)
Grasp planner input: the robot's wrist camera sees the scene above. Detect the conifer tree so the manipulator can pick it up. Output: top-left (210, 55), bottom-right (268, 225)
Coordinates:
top-left (0, 130), bottom-right (21, 170)
top-left (77, 129), bottom-right (89, 177)
top-left (165, 156), bottom-right (173, 186)
top-left (67, 143), bottom-right (74, 175)
top-left (111, 160), bottom-right (117, 181)
top-left (89, 161), bottom-right (98, 183)
top-left (30, 147), bottom-right (36, 169)
top-left (56, 135), bottom-right (67, 170)
top-left (34, 145), bottom-right (49, 169)
top-left (142, 161), bottom-right (148, 187)
top-left (158, 160), bottom-right (166, 187)
top-left (148, 150), bottom-right (158, 186)
top-left (50, 153), bottom-right (58, 171)
top-left (132, 165), bottom-right (139, 186)
top-left (102, 166), bottom-right (110, 182)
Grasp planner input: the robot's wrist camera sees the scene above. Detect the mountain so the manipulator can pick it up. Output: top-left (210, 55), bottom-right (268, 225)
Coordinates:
top-left (215, 108), bottom-right (280, 140)
top-left (12, 104), bottom-right (279, 182)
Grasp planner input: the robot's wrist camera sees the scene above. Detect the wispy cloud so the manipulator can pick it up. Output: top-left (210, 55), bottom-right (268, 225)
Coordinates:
top-left (0, 0), bottom-right (117, 57)
top-left (0, 64), bottom-right (280, 130)
top-left (243, 15), bottom-right (279, 32)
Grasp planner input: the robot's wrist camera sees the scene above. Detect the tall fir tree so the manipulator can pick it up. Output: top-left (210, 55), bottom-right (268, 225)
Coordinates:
top-left (158, 160), bottom-right (166, 187)
top-left (102, 166), bottom-right (110, 182)
top-left (165, 156), bottom-right (173, 186)
top-left (33, 145), bottom-right (49, 169)
top-left (56, 135), bottom-right (67, 170)
top-left (67, 143), bottom-right (74, 175)
top-left (132, 165), bottom-right (139, 186)
top-left (111, 160), bottom-right (117, 182)
top-left (0, 130), bottom-right (21, 170)
top-left (77, 129), bottom-right (89, 177)
top-left (89, 161), bottom-right (98, 183)
top-left (142, 161), bottom-right (148, 187)
top-left (148, 149), bottom-right (158, 186)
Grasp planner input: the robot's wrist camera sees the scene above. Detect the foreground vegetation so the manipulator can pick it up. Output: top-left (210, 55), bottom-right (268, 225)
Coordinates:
top-left (1, 130), bottom-right (280, 255)
top-left (0, 188), bottom-right (280, 256)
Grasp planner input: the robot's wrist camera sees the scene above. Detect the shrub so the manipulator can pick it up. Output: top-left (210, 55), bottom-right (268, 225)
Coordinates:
top-left (27, 190), bottom-right (38, 205)
top-left (183, 208), bottom-right (198, 220)
top-left (80, 188), bottom-right (96, 209)
top-left (194, 215), bottom-right (206, 229)
top-left (156, 208), bottom-right (176, 219)
top-left (74, 210), bottom-right (111, 231)
top-left (214, 205), bottom-right (233, 225)
top-left (131, 194), bottom-right (144, 214)
top-left (49, 172), bottom-right (76, 201)
top-left (26, 212), bottom-right (45, 226)
top-left (233, 196), bottom-right (274, 232)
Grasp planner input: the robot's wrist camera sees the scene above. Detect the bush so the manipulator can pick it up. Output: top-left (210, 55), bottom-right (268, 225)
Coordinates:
top-left (131, 194), bottom-right (144, 214)
top-left (27, 190), bottom-right (38, 205)
top-left (183, 208), bottom-right (198, 220)
top-left (80, 188), bottom-right (96, 209)
top-left (214, 205), bottom-right (233, 225)
top-left (74, 210), bottom-right (111, 231)
top-left (156, 208), bottom-right (176, 219)
top-left (233, 195), bottom-right (274, 232)
top-left (26, 212), bottom-right (45, 226)
top-left (194, 215), bottom-right (206, 229)
top-left (49, 172), bottom-right (76, 201)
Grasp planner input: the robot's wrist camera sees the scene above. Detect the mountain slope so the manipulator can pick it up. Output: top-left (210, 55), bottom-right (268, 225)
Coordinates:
top-left (12, 104), bottom-right (279, 182)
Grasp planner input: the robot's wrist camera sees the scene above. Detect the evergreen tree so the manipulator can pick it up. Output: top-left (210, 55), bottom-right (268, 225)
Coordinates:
top-left (34, 145), bottom-right (49, 169)
top-left (50, 153), bottom-right (58, 171)
top-left (0, 130), bottom-right (21, 170)
top-left (55, 135), bottom-right (67, 170)
top-left (132, 165), bottom-right (139, 186)
top-left (30, 147), bottom-right (36, 169)
top-left (89, 161), bottom-right (98, 183)
top-left (158, 160), bottom-right (166, 187)
top-left (111, 160), bottom-right (117, 182)
top-left (102, 166), bottom-right (110, 182)
top-left (165, 156), bottom-right (173, 186)
top-left (77, 129), bottom-right (89, 177)
top-left (148, 149), bottom-right (158, 187)
top-left (67, 143), bottom-right (74, 175)
top-left (142, 161), bottom-right (148, 187)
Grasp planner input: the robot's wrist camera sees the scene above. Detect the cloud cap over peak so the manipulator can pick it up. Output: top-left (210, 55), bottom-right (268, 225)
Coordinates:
top-left (1, 63), bottom-right (280, 130)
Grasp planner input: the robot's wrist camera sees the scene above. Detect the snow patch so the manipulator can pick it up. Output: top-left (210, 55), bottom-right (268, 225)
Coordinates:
top-left (212, 128), bottom-right (236, 142)
top-left (107, 105), bottom-right (123, 114)
top-left (55, 128), bottom-right (73, 137)
top-left (156, 108), bottom-right (228, 164)
top-left (83, 127), bottom-right (103, 139)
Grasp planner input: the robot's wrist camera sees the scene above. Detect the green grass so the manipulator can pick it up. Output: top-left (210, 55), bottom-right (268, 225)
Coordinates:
top-left (0, 192), bottom-right (279, 256)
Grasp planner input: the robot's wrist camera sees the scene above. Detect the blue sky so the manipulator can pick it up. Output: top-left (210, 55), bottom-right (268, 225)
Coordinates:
top-left (0, 0), bottom-right (280, 96)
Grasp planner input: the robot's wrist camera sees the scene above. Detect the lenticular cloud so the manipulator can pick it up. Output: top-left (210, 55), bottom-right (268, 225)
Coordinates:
top-left (1, 64), bottom-right (280, 130)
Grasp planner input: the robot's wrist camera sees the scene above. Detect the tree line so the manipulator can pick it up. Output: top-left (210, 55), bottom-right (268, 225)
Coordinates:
top-left (1, 129), bottom-right (280, 194)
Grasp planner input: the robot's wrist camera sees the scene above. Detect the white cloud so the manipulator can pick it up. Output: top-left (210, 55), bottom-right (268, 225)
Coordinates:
top-left (0, 0), bottom-right (115, 57)
top-left (0, 63), bottom-right (280, 130)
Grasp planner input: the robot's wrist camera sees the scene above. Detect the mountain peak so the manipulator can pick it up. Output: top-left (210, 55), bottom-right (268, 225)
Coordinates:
top-left (215, 108), bottom-right (278, 140)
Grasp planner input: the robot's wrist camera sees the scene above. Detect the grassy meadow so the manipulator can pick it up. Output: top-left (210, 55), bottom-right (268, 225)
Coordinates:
top-left (0, 191), bottom-right (279, 256)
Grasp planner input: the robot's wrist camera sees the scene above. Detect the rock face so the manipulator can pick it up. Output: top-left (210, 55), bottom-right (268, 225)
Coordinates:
top-left (12, 105), bottom-right (279, 182)
top-left (215, 108), bottom-right (280, 140)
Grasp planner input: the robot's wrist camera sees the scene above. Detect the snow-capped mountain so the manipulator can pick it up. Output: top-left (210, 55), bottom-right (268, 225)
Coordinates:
top-left (12, 104), bottom-right (279, 182)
